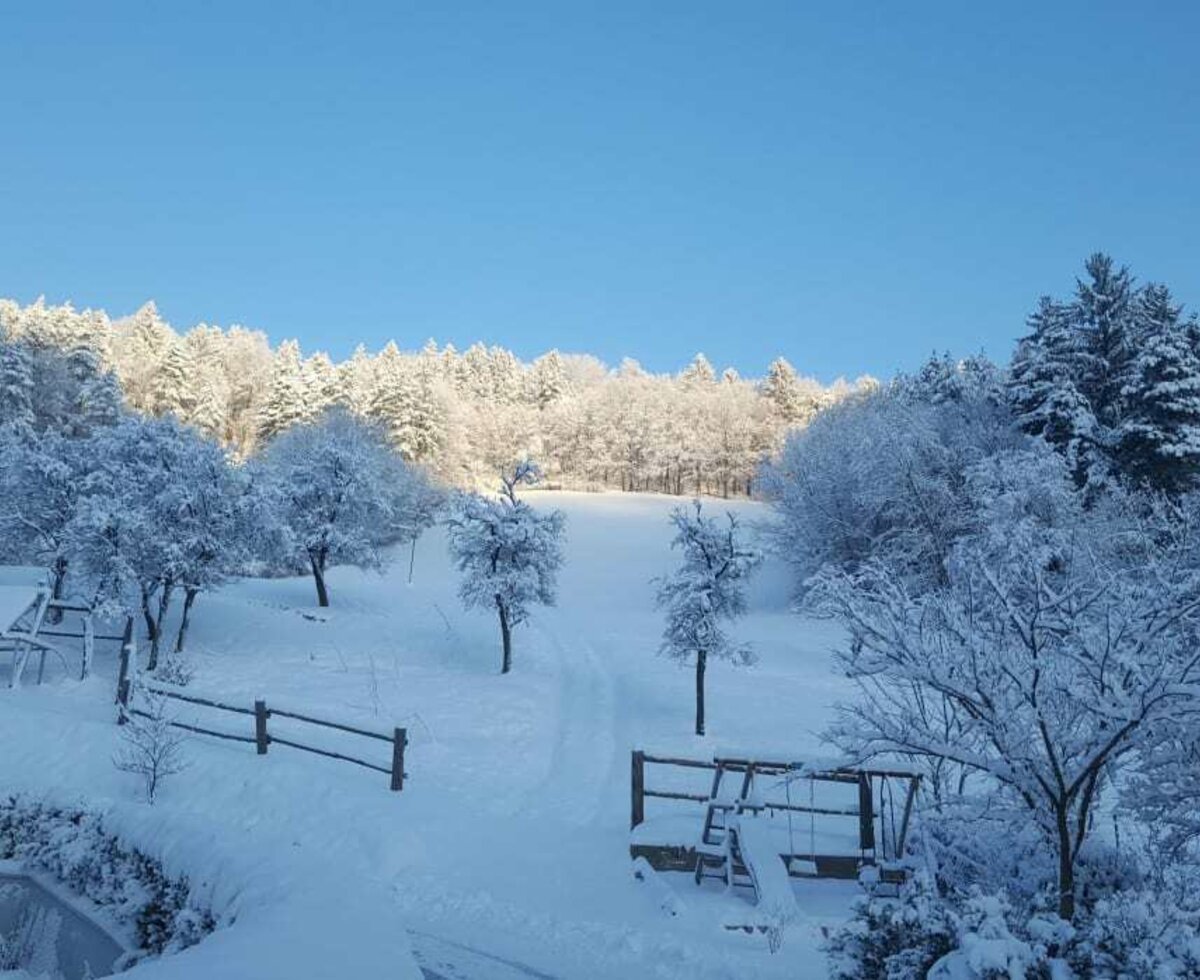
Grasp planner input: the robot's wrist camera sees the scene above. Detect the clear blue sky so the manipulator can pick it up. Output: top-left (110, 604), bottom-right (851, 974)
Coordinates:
top-left (1, 2), bottom-right (1197, 381)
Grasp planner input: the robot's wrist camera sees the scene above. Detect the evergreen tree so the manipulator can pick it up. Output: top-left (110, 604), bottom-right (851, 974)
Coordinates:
top-left (680, 353), bottom-right (717, 389)
top-left (1073, 252), bottom-right (1136, 429)
top-left (530, 350), bottom-right (570, 409)
top-left (66, 346), bottom-right (123, 436)
top-left (1117, 325), bottom-right (1200, 494)
top-left (761, 357), bottom-right (807, 424)
top-left (0, 342), bottom-right (35, 435)
top-left (151, 341), bottom-right (197, 419)
top-left (257, 340), bottom-right (309, 442)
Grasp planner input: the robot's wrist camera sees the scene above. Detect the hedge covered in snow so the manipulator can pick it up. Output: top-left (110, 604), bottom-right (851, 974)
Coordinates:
top-left (0, 797), bottom-right (216, 958)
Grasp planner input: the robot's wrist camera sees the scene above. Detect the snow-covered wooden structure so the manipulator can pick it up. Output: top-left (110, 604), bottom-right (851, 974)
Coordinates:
top-left (630, 751), bottom-right (920, 886)
top-left (0, 583), bottom-right (127, 687)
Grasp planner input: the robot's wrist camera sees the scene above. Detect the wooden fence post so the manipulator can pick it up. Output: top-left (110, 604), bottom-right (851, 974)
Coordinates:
top-left (254, 700), bottom-right (270, 755)
top-left (857, 772), bottom-right (876, 853)
top-left (631, 750), bottom-right (645, 830)
top-left (390, 728), bottom-right (407, 791)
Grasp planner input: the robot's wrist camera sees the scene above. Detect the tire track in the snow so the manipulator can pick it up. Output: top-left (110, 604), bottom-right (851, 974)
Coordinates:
top-left (516, 623), bottom-right (618, 826)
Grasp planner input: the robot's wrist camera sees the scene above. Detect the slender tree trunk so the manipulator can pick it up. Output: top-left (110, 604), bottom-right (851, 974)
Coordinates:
top-left (310, 553), bottom-right (330, 607)
top-left (408, 538), bottom-right (418, 585)
top-left (141, 587), bottom-right (157, 667)
top-left (695, 648), bottom-right (707, 736)
top-left (497, 598), bottom-right (512, 674)
top-left (1055, 804), bottom-right (1076, 920)
top-left (174, 587), bottom-right (199, 654)
top-left (46, 556), bottom-right (67, 625)
top-left (147, 581), bottom-right (173, 671)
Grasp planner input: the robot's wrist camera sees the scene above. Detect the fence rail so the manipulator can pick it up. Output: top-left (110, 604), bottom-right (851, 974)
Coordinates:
top-left (116, 640), bottom-right (408, 792)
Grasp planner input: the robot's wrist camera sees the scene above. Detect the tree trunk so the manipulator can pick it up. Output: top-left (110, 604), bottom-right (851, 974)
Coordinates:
top-left (47, 556), bottom-right (67, 625)
top-left (695, 648), bottom-right (707, 736)
top-left (147, 581), bottom-right (173, 671)
top-left (310, 553), bottom-right (330, 607)
top-left (497, 598), bottom-right (512, 674)
top-left (1055, 805), bottom-right (1076, 920)
top-left (174, 587), bottom-right (199, 654)
top-left (408, 538), bottom-right (418, 585)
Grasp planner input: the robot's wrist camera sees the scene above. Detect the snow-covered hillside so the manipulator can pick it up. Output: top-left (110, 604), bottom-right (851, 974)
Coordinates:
top-left (0, 493), bottom-right (859, 979)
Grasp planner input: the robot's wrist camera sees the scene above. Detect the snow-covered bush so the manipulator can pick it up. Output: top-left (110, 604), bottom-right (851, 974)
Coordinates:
top-left (0, 798), bottom-right (216, 957)
top-left (1064, 878), bottom-right (1200, 978)
top-left (256, 408), bottom-right (439, 607)
top-left (446, 461), bottom-right (565, 674)
top-left (653, 500), bottom-right (761, 735)
top-left (826, 874), bottom-right (956, 980)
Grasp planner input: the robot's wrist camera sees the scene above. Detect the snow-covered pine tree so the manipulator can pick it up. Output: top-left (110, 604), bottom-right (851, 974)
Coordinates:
top-left (1116, 307), bottom-right (1200, 494)
top-left (530, 350), bottom-right (571, 409)
top-left (150, 340), bottom-right (197, 420)
top-left (1073, 252), bottom-right (1136, 431)
top-left (679, 353), bottom-right (717, 389)
top-left (760, 356), bottom-right (809, 425)
top-left (0, 342), bottom-right (36, 435)
top-left (445, 461), bottom-right (565, 674)
top-left (257, 339), bottom-right (310, 443)
top-left (654, 500), bottom-right (761, 735)
top-left (302, 352), bottom-right (340, 416)
top-left (64, 346), bottom-right (123, 436)
top-left (112, 301), bottom-right (174, 414)
top-left (338, 344), bottom-right (377, 416)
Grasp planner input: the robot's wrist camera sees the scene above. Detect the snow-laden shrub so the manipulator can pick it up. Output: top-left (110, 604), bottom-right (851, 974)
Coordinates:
top-left (0, 797), bottom-right (216, 957)
top-left (827, 880), bottom-right (1071, 980)
top-left (826, 874), bottom-right (956, 979)
top-left (1065, 876), bottom-right (1200, 979)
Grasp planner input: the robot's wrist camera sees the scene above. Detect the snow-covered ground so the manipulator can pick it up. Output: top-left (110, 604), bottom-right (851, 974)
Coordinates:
top-left (0, 492), bottom-right (862, 979)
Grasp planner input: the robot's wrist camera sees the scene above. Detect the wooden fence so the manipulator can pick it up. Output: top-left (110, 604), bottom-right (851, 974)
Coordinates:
top-left (116, 635), bottom-right (408, 792)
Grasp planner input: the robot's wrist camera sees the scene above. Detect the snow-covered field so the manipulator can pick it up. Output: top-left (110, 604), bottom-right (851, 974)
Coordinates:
top-left (0, 492), bottom-right (862, 979)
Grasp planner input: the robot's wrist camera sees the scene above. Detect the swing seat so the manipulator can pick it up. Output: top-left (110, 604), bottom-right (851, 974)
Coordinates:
top-left (787, 857), bottom-right (819, 877)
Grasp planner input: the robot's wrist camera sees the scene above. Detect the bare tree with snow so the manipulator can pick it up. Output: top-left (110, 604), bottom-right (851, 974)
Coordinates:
top-left (258, 408), bottom-right (434, 607)
top-left (654, 500), bottom-right (761, 736)
top-left (446, 461), bottom-right (565, 674)
top-left (814, 449), bottom-right (1200, 920)
top-left (114, 691), bottom-right (188, 805)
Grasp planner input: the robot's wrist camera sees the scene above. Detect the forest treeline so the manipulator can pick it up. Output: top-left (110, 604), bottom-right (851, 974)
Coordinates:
top-left (0, 297), bottom-right (872, 495)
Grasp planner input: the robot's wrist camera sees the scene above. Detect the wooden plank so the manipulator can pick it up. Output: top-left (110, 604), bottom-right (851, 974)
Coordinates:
top-left (268, 706), bottom-right (391, 742)
top-left (641, 754), bottom-right (717, 770)
top-left (268, 735), bottom-right (391, 775)
top-left (126, 709), bottom-right (257, 744)
top-left (145, 685), bottom-right (255, 716)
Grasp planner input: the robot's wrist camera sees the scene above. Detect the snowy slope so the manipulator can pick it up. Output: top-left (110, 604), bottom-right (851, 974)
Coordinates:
top-left (0, 492), bottom-right (859, 979)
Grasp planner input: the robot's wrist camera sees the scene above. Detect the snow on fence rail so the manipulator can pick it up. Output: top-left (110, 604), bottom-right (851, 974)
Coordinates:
top-left (114, 629), bottom-right (408, 792)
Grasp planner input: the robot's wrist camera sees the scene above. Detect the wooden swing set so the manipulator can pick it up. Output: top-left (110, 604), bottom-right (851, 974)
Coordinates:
top-left (0, 583), bottom-right (131, 687)
top-left (630, 751), bottom-right (920, 886)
